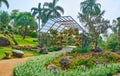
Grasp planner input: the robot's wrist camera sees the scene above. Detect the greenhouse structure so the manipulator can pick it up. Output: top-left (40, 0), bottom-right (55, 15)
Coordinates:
top-left (39, 16), bottom-right (88, 47)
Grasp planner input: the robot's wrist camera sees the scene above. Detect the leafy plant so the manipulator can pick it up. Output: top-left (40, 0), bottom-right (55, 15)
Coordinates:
top-left (72, 45), bottom-right (93, 53)
top-left (14, 53), bottom-right (120, 76)
top-left (30, 32), bottom-right (37, 38)
top-left (47, 45), bottom-right (62, 52)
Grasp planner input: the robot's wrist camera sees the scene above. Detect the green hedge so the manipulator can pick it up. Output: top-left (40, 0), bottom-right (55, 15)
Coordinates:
top-left (30, 32), bottom-right (37, 38)
top-left (47, 45), bottom-right (62, 52)
top-left (72, 45), bottom-right (93, 53)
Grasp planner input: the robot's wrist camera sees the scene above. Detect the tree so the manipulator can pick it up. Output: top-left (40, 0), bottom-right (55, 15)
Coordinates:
top-left (106, 33), bottom-right (119, 51)
top-left (78, 0), bottom-right (110, 49)
top-left (44, 0), bottom-right (64, 18)
top-left (80, 0), bottom-right (101, 15)
top-left (0, 11), bottom-right (18, 45)
top-left (117, 17), bottom-right (120, 50)
top-left (31, 3), bottom-right (43, 30)
top-left (110, 20), bottom-right (118, 33)
top-left (16, 12), bottom-right (37, 40)
top-left (31, 3), bottom-right (45, 45)
top-left (10, 9), bottom-right (20, 33)
top-left (0, 0), bottom-right (9, 8)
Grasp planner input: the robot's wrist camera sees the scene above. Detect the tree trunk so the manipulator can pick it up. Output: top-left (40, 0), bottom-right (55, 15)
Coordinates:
top-left (38, 18), bottom-right (41, 46)
top-left (95, 37), bottom-right (98, 49)
top-left (8, 34), bottom-right (18, 45)
top-left (23, 26), bottom-right (27, 40)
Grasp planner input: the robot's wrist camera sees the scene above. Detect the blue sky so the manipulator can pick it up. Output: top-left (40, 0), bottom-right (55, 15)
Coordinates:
top-left (1, 0), bottom-right (120, 23)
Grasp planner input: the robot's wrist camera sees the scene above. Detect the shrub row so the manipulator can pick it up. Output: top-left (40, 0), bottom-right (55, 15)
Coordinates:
top-left (47, 45), bottom-right (62, 52)
top-left (72, 45), bottom-right (93, 53)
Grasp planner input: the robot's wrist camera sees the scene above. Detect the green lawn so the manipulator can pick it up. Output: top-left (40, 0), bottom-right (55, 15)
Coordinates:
top-left (0, 34), bottom-right (39, 59)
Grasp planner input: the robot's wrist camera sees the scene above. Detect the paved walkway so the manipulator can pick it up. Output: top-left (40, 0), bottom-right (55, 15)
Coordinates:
top-left (0, 58), bottom-right (28, 76)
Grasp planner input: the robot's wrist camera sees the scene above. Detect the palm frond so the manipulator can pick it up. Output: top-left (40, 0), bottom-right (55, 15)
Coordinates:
top-left (55, 6), bottom-right (64, 14)
top-left (0, 0), bottom-right (9, 8)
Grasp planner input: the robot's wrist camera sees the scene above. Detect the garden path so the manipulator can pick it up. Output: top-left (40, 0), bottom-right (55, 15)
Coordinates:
top-left (0, 57), bottom-right (28, 76)
top-left (0, 50), bottom-right (66, 76)
top-left (1, 50), bottom-right (119, 76)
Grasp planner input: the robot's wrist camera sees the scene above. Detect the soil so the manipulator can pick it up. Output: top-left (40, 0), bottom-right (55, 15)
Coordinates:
top-left (0, 58), bottom-right (28, 76)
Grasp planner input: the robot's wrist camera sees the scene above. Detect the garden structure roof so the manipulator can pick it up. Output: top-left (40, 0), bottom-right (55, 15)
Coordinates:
top-left (39, 16), bottom-right (85, 33)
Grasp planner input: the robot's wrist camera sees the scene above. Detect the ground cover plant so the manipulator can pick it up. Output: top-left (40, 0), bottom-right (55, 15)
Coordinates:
top-left (14, 53), bottom-right (120, 76)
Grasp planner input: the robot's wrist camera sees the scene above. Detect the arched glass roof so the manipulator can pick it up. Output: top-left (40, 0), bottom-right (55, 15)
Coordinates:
top-left (39, 16), bottom-right (85, 33)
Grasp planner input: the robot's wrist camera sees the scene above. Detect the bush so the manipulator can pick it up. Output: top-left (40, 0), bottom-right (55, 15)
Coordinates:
top-left (106, 34), bottom-right (119, 51)
top-left (72, 45), bottom-right (93, 53)
top-left (47, 45), bottom-right (62, 52)
top-left (30, 32), bottom-right (37, 38)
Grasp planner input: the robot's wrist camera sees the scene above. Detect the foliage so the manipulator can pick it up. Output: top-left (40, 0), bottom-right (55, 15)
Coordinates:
top-left (106, 33), bottom-right (119, 51)
top-left (43, 0), bottom-right (64, 18)
top-left (14, 53), bottom-right (61, 76)
top-left (15, 12), bottom-right (37, 40)
top-left (0, 11), bottom-right (18, 45)
top-left (78, 0), bottom-right (110, 48)
top-left (117, 17), bottom-right (120, 50)
top-left (14, 53), bottom-right (120, 76)
top-left (74, 58), bottom-right (95, 68)
top-left (47, 45), bottom-right (62, 52)
top-left (72, 45), bottom-right (93, 53)
top-left (105, 51), bottom-right (120, 61)
top-left (0, 0), bottom-right (9, 8)
top-left (30, 32), bottom-right (37, 38)
top-left (0, 34), bottom-right (38, 59)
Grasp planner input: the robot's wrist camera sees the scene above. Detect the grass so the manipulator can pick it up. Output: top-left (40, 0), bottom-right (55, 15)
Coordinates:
top-left (14, 53), bottom-right (120, 76)
top-left (0, 34), bottom-right (39, 59)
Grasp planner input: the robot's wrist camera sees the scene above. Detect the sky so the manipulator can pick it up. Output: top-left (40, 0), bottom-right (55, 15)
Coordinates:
top-left (1, 0), bottom-right (120, 24)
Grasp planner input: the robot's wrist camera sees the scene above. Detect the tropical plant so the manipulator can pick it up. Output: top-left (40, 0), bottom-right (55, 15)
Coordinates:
top-left (117, 17), bottom-right (120, 50)
top-left (106, 34), bottom-right (119, 51)
top-left (10, 9), bottom-right (20, 33)
top-left (0, 11), bottom-right (18, 45)
top-left (44, 0), bottom-right (64, 18)
top-left (80, 0), bottom-right (101, 15)
top-left (0, 0), bottom-right (9, 8)
top-left (31, 3), bottom-right (43, 29)
top-left (14, 53), bottom-right (120, 76)
top-left (31, 3), bottom-right (46, 45)
top-left (16, 12), bottom-right (37, 40)
top-left (78, 0), bottom-right (109, 49)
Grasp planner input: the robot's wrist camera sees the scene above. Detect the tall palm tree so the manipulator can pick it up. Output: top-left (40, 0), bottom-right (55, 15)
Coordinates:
top-left (78, 0), bottom-right (110, 49)
top-left (0, 0), bottom-right (9, 8)
top-left (31, 3), bottom-right (43, 30)
top-left (44, 0), bottom-right (64, 18)
top-left (31, 3), bottom-right (43, 45)
top-left (117, 17), bottom-right (120, 50)
top-left (80, 0), bottom-right (101, 15)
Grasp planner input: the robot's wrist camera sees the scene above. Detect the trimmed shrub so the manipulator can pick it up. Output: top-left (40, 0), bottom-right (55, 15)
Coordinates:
top-left (30, 32), bottom-right (37, 38)
top-left (72, 45), bottom-right (93, 53)
top-left (47, 45), bottom-right (62, 52)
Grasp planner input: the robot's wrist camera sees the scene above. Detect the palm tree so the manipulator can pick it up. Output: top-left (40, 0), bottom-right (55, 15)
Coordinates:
top-left (80, 0), bottom-right (101, 15)
top-left (44, 0), bottom-right (64, 18)
top-left (0, 0), bottom-right (9, 8)
top-left (31, 3), bottom-right (43, 30)
top-left (117, 17), bottom-right (120, 50)
top-left (31, 3), bottom-right (44, 45)
top-left (78, 0), bottom-right (110, 49)
top-left (16, 12), bottom-right (36, 40)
